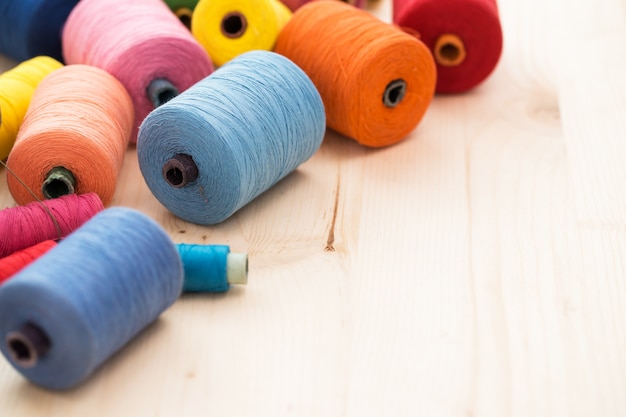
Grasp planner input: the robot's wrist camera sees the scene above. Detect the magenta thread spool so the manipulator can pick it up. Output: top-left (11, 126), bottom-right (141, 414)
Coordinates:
top-left (0, 193), bottom-right (104, 258)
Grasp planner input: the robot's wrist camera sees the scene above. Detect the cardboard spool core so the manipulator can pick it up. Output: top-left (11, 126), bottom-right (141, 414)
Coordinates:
top-left (383, 79), bottom-right (407, 108)
top-left (6, 323), bottom-right (51, 369)
top-left (434, 33), bottom-right (466, 67)
top-left (43, 166), bottom-right (76, 199)
top-left (163, 153), bottom-right (199, 188)
top-left (221, 12), bottom-right (248, 39)
top-left (175, 7), bottom-right (193, 30)
top-left (147, 78), bottom-right (179, 109)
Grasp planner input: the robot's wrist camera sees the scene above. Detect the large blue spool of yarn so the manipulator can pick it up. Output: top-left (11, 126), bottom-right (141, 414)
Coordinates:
top-left (0, 0), bottom-right (80, 62)
top-left (137, 50), bottom-right (326, 225)
top-left (0, 207), bottom-right (184, 390)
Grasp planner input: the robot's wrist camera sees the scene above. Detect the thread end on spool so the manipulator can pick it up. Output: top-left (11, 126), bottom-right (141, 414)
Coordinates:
top-left (175, 7), bottom-right (193, 30)
top-left (147, 79), bottom-right (179, 109)
top-left (434, 34), bottom-right (466, 67)
top-left (43, 167), bottom-right (76, 199)
top-left (227, 253), bottom-right (248, 285)
top-left (5, 323), bottom-right (51, 368)
top-left (221, 12), bottom-right (248, 39)
top-left (383, 79), bottom-right (407, 108)
top-left (162, 154), bottom-right (198, 188)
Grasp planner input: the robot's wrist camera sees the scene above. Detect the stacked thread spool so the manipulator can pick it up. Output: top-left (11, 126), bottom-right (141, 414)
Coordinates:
top-left (0, 0), bottom-right (503, 390)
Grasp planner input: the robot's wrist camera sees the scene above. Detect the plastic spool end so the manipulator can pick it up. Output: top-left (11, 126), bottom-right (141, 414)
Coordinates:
top-left (227, 252), bottom-right (248, 285)
top-left (175, 7), bottom-right (193, 30)
top-left (383, 79), bottom-right (407, 108)
top-left (43, 166), bottom-right (76, 199)
top-left (221, 12), bottom-right (248, 39)
top-left (147, 79), bottom-right (180, 109)
top-left (162, 154), bottom-right (199, 188)
top-left (5, 323), bottom-right (51, 368)
top-left (434, 33), bottom-right (467, 67)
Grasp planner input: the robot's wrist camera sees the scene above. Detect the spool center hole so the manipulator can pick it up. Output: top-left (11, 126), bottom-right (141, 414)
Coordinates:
top-left (439, 43), bottom-right (460, 63)
top-left (166, 167), bottom-right (184, 187)
top-left (175, 8), bottom-right (193, 30)
top-left (383, 79), bottom-right (407, 108)
top-left (44, 179), bottom-right (70, 199)
top-left (8, 339), bottom-right (31, 363)
top-left (221, 13), bottom-right (247, 38)
top-left (157, 89), bottom-right (177, 106)
top-left (388, 86), bottom-right (403, 105)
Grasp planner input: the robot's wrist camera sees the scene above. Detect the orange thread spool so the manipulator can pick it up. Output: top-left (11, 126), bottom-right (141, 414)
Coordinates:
top-left (6, 65), bottom-right (133, 206)
top-left (274, 0), bottom-right (436, 147)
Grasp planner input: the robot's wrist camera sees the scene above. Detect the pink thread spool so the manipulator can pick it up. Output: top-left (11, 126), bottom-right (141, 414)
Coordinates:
top-left (0, 193), bottom-right (104, 258)
top-left (62, 0), bottom-right (214, 142)
top-left (281, 0), bottom-right (365, 11)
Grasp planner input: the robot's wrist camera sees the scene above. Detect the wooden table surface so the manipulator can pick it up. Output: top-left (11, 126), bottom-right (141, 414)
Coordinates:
top-left (2, 0), bottom-right (626, 415)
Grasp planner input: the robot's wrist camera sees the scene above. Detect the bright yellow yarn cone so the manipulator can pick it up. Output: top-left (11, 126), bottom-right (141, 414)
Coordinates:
top-left (0, 56), bottom-right (63, 160)
top-left (191, 0), bottom-right (292, 67)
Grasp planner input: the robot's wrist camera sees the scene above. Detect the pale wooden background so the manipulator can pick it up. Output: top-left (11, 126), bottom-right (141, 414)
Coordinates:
top-left (1, 0), bottom-right (625, 415)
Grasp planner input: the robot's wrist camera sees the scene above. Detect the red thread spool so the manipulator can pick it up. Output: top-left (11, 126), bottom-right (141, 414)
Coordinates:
top-left (393, 0), bottom-right (503, 93)
top-left (0, 193), bottom-right (104, 258)
top-left (0, 240), bottom-right (57, 285)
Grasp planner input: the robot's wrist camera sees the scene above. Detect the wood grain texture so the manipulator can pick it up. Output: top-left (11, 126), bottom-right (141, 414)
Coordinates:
top-left (1, 0), bottom-right (625, 415)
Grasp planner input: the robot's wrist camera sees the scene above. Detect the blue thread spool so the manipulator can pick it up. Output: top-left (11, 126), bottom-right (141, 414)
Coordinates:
top-left (0, 0), bottom-right (79, 62)
top-left (0, 207), bottom-right (183, 390)
top-left (177, 244), bottom-right (248, 292)
top-left (137, 50), bottom-right (326, 225)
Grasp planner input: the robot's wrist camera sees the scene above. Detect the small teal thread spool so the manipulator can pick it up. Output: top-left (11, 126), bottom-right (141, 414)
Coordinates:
top-left (0, 207), bottom-right (183, 390)
top-left (177, 244), bottom-right (248, 292)
top-left (137, 50), bottom-right (326, 225)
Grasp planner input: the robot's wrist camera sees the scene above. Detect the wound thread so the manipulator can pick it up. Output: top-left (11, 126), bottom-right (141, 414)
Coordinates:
top-left (0, 208), bottom-right (184, 390)
top-left (281, 0), bottom-right (365, 11)
top-left (393, 0), bottom-right (503, 93)
top-left (0, 240), bottom-right (57, 285)
top-left (177, 244), bottom-right (248, 292)
top-left (0, 0), bottom-right (79, 62)
top-left (0, 193), bottom-right (104, 258)
top-left (191, 0), bottom-right (291, 67)
top-left (0, 56), bottom-right (63, 160)
top-left (274, 0), bottom-right (436, 147)
top-left (137, 51), bottom-right (326, 225)
top-left (0, 239), bottom-right (248, 293)
top-left (5, 65), bottom-right (133, 206)
top-left (63, 0), bottom-right (213, 141)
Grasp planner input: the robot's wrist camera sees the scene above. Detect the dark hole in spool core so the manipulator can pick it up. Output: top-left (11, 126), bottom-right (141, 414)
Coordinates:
top-left (43, 166), bottom-right (76, 199)
top-left (175, 7), bottom-right (193, 30)
top-left (221, 12), bottom-right (247, 38)
top-left (163, 154), bottom-right (199, 188)
top-left (6, 323), bottom-right (51, 368)
top-left (147, 78), bottom-right (180, 109)
top-left (383, 79), bottom-right (407, 108)
top-left (440, 43), bottom-right (461, 63)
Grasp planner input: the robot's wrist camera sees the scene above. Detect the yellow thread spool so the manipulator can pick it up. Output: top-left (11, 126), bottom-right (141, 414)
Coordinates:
top-left (0, 56), bottom-right (63, 160)
top-left (191, 0), bottom-right (292, 67)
